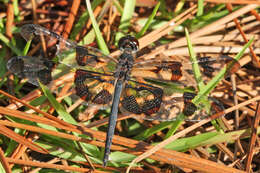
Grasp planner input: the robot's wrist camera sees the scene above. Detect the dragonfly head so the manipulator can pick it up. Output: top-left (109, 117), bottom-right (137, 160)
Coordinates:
top-left (118, 35), bottom-right (139, 54)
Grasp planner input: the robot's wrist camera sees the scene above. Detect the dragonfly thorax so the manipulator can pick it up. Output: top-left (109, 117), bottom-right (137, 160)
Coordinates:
top-left (114, 52), bottom-right (134, 80)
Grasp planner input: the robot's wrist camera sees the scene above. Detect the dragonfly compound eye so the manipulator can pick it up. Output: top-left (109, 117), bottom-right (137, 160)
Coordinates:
top-left (118, 35), bottom-right (139, 53)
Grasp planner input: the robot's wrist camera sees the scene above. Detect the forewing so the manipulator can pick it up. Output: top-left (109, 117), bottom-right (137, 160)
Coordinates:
top-left (132, 54), bottom-right (240, 87)
top-left (119, 80), bottom-right (225, 121)
top-left (20, 24), bottom-right (117, 73)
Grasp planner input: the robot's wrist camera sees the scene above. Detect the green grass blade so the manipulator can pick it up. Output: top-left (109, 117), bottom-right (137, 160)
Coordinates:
top-left (22, 39), bottom-right (32, 56)
top-left (38, 82), bottom-right (77, 125)
top-left (113, 0), bottom-right (123, 15)
top-left (163, 131), bottom-right (219, 151)
top-left (13, 0), bottom-right (19, 16)
top-left (134, 121), bottom-right (172, 140)
top-left (164, 118), bottom-right (184, 139)
top-left (0, 48), bottom-right (7, 77)
top-left (185, 28), bottom-right (205, 90)
top-left (0, 33), bottom-right (22, 55)
top-left (197, 0), bottom-right (204, 16)
top-left (85, 0), bottom-right (109, 54)
top-left (136, 2), bottom-right (160, 38)
top-left (79, 29), bottom-right (98, 46)
top-left (70, 0), bottom-right (103, 40)
top-left (165, 127), bottom-right (260, 151)
top-left (116, 0), bottom-right (136, 42)
top-left (174, 0), bottom-right (186, 14)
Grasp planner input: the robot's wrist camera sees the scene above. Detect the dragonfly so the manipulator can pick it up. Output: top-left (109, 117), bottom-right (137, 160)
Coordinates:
top-left (6, 24), bottom-right (239, 166)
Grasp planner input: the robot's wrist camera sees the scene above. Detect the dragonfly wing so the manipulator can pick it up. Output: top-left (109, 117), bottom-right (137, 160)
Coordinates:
top-left (7, 56), bottom-right (115, 110)
top-left (73, 69), bottom-right (114, 107)
top-left (8, 24), bottom-right (118, 117)
top-left (132, 54), bottom-right (240, 87)
top-left (20, 24), bottom-right (117, 73)
top-left (132, 60), bottom-right (196, 87)
top-left (119, 80), bottom-right (225, 121)
top-left (7, 56), bottom-right (54, 86)
top-left (57, 45), bottom-right (117, 73)
top-left (196, 55), bottom-right (240, 78)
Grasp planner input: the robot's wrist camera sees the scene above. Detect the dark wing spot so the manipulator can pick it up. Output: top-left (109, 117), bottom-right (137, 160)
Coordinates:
top-left (168, 62), bottom-right (182, 81)
top-left (183, 102), bottom-right (197, 116)
top-left (142, 87), bottom-right (163, 115)
top-left (122, 95), bottom-right (142, 114)
top-left (210, 98), bottom-right (225, 116)
top-left (92, 89), bottom-right (112, 104)
top-left (75, 46), bottom-right (98, 66)
top-left (142, 99), bottom-right (161, 115)
top-left (183, 92), bottom-right (196, 102)
top-left (182, 92), bottom-right (197, 116)
top-left (74, 70), bottom-right (92, 101)
top-left (122, 84), bottom-right (163, 116)
top-left (38, 69), bottom-right (52, 85)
